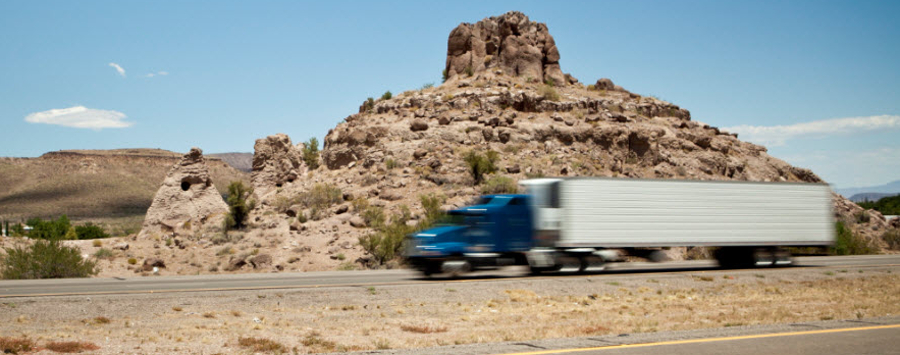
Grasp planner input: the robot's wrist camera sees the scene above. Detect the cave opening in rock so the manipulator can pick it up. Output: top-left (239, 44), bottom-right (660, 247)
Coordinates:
top-left (181, 180), bottom-right (191, 191)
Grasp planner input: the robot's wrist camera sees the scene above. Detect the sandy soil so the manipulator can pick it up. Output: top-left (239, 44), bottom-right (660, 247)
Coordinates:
top-left (2, 263), bottom-right (898, 354)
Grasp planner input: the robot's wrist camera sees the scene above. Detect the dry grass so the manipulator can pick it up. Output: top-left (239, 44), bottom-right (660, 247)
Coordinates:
top-left (44, 341), bottom-right (100, 353)
top-left (400, 324), bottom-right (448, 334)
top-left (0, 336), bottom-right (35, 354)
top-left (2, 268), bottom-right (899, 354)
top-left (237, 336), bottom-right (286, 353)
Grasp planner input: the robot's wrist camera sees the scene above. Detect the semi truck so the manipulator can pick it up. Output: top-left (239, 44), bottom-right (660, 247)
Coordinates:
top-left (404, 178), bottom-right (834, 276)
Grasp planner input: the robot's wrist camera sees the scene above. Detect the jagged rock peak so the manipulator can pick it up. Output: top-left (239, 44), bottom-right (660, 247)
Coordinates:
top-left (445, 11), bottom-right (568, 85)
top-left (138, 147), bottom-right (228, 239)
top-left (251, 133), bottom-right (307, 197)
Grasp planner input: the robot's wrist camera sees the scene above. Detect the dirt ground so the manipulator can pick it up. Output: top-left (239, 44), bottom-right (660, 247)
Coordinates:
top-left (2, 264), bottom-right (898, 354)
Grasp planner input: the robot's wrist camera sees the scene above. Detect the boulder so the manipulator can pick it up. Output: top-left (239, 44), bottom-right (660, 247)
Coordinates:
top-left (138, 148), bottom-right (229, 239)
top-left (410, 120), bottom-right (429, 132)
top-left (249, 254), bottom-right (272, 269)
top-left (350, 216), bottom-right (366, 228)
top-left (142, 258), bottom-right (166, 271)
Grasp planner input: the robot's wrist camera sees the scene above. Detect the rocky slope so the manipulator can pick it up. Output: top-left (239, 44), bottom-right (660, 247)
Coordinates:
top-left (4, 12), bottom-right (894, 279)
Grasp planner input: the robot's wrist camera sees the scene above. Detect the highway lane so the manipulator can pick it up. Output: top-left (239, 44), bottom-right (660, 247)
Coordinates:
top-left (1, 254), bottom-right (897, 298)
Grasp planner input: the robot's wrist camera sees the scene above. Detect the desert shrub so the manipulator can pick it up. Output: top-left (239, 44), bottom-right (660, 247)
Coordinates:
top-left (539, 84), bottom-right (560, 101)
top-left (26, 215), bottom-right (71, 240)
top-left (44, 341), bottom-right (99, 353)
top-left (362, 97), bottom-right (375, 112)
top-left (238, 336), bottom-right (286, 353)
top-left (855, 211), bottom-right (871, 224)
top-left (294, 184), bottom-right (342, 220)
top-left (464, 65), bottom-right (474, 77)
top-left (225, 181), bottom-right (255, 230)
top-left (463, 149), bottom-right (499, 185)
top-left (1, 240), bottom-right (98, 279)
top-left (0, 337), bottom-right (35, 354)
top-left (76, 223), bottom-right (110, 240)
top-left (385, 158), bottom-right (398, 170)
top-left (381, 91), bottom-right (392, 100)
top-left (419, 193), bottom-right (445, 228)
top-left (358, 208), bottom-right (414, 265)
top-left (93, 248), bottom-right (114, 260)
top-left (302, 137), bottom-right (320, 169)
top-left (883, 229), bottom-right (900, 250)
top-left (421, 82), bottom-right (434, 90)
top-left (127, 258), bottom-right (137, 265)
top-left (831, 221), bottom-right (874, 255)
top-left (442, 69), bottom-right (449, 83)
top-left (481, 175), bottom-right (518, 194)
top-left (301, 332), bottom-right (337, 352)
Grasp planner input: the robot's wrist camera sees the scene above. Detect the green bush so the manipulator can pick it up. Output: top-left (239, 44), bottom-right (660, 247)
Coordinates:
top-left (464, 65), bottom-right (474, 77)
top-left (362, 97), bottom-right (375, 112)
top-left (76, 223), bottom-right (110, 240)
top-left (463, 149), bottom-right (499, 185)
top-left (419, 194), bottom-right (445, 228)
top-left (358, 211), bottom-right (414, 265)
top-left (1, 240), bottom-right (98, 279)
top-left (302, 137), bottom-right (320, 170)
top-left (481, 175), bottom-right (518, 194)
top-left (421, 82), bottom-right (434, 90)
top-left (831, 221), bottom-right (874, 255)
top-left (26, 215), bottom-right (71, 240)
top-left (381, 91), bottom-right (392, 100)
top-left (442, 69), bottom-right (449, 83)
top-left (225, 181), bottom-right (255, 230)
top-left (385, 158), bottom-right (398, 170)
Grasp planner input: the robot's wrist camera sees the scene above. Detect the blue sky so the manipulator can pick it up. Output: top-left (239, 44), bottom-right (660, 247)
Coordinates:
top-left (1, 0), bottom-right (898, 189)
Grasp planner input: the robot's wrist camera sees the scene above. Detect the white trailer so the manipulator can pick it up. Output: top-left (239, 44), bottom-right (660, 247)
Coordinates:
top-left (520, 178), bottom-right (834, 269)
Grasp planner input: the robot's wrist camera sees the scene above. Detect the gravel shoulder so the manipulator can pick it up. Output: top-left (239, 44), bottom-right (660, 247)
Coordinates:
top-left (2, 263), bottom-right (899, 354)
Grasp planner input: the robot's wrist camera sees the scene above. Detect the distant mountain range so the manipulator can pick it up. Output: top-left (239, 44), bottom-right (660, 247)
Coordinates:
top-left (835, 180), bottom-right (900, 202)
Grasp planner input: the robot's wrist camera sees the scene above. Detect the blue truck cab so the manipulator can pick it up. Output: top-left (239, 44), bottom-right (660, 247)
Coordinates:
top-left (405, 194), bottom-right (534, 276)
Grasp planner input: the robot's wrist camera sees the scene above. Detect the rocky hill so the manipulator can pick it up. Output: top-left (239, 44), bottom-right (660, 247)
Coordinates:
top-left (0, 148), bottom-right (248, 235)
top-left (5, 12), bottom-right (894, 279)
top-left (208, 152), bottom-right (253, 172)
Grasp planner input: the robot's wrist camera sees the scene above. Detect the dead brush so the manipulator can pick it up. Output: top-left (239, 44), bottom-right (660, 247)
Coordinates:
top-left (237, 336), bottom-right (286, 353)
top-left (580, 325), bottom-right (610, 334)
top-left (0, 336), bottom-right (35, 354)
top-left (301, 332), bottom-right (337, 352)
top-left (400, 324), bottom-right (448, 334)
top-left (44, 341), bottom-right (100, 353)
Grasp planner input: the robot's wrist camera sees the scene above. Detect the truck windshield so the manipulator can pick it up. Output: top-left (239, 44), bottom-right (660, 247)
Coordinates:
top-left (438, 212), bottom-right (487, 227)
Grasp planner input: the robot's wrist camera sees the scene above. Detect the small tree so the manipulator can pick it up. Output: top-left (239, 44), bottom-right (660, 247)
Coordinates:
top-left (1, 240), bottom-right (98, 279)
top-left (27, 216), bottom-right (71, 240)
top-left (381, 91), bottom-right (392, 100)
top-left (302, 137), bottom-right (320, 170)
top-left (463, 149), bottom-right (499, 185)
top-left (225, 181), bottom-right (255, 230)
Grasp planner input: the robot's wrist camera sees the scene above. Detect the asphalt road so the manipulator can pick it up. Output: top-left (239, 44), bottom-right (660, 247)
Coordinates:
top-left (378, 317), bottom-right (900, 355)
top-left (1, 254), bottom-right (897, 298)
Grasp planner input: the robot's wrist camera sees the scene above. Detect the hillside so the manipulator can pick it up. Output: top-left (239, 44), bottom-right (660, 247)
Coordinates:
top-left (0, 149), bottom-right (249, 235)
top-left (208, 152), bottom-right (253, 172)
top-left (3, 11), bottom-right (895, 279)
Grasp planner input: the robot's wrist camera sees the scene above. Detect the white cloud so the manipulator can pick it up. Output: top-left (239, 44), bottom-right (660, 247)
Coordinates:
top-left (108, 62), bottom-right (126, 77)
top-left (724, 115), bottom-right (900, 146)
top-left (144, 71), bottom-right (169, 78)
top-left (25, 106), bottom-right (133, 130)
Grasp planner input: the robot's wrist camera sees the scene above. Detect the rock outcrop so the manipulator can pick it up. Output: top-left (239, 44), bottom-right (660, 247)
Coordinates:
top-left (446, 11), bottom-right (566, 85)
top-left (251, 134), bottom-right (307, 197)
top-left (138, 148), bottom-right (228, 239)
